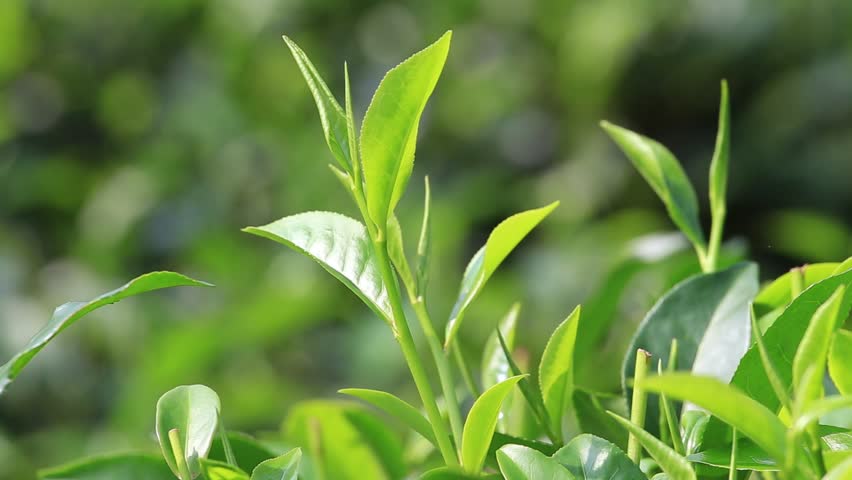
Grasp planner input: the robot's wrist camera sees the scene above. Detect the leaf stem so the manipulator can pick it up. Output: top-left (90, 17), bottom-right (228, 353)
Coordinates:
top-left (705, 206), bottom-right (725, 273)
top-left (373, 238), bottom-right (459, 466)
top-left (728, 427), bottom-right (737, 480)
top-left (168, 428), bottom-right (192, 480)
top-left (410, 297), bottom-right (465, 455)
top-left (217, 416), bottom-right (237, 467)
top-left (451, 338), bottom-right (481, 397)
top-left (628, 349), bottom-right (652, 463)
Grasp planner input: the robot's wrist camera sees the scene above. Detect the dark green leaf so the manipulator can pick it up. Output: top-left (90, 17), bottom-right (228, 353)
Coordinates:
top-left (282, 36), bottom-right (350, 171)
top-left (38, 453), bottom-right (173, 480)
top-left (687, 439), bottom-right (777, 471)
top-left (0, 271), bottom-right (210, 395)
top-left (573, 390), bottom-right (628, 450)
top-left (552, 434), bottom-right (645, 479)
top-left (361, 32), bottom-right (451, 228)
top-left (462, 375), bottom-right (526, 473)
top-left (539, 306), bottom-right (581, 438)
top-left (622, 262), bottom-right (758, 433)
top-left (445, 202), bottom-right (559, 348)
top-left (250, 448), bottom-right (301, 480)
top-left (243, 212), bottom-right (392, 325)
top-left (600, 121), bottom-right (704, 250)
top-left (496, 445), bottom-right (574, 480)
top-left (156, 384), bottom-right (221, 479)
top-left (209, 432), bottom-right (279, 474)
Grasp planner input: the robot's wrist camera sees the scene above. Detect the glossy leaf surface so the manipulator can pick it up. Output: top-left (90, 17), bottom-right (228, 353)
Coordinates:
top-left (250, 448), bottom-right (301, 480)
top-left (622, 262), bottom-right (758, 431)
top-left (339, 388), bottom-right (435, 444)
top-left (38, 453), bottom-right (173, 480)
top-left (496, 444), bottom-right (574, 480)
top-left (282, 36), bottom-right (350, 171)
top-left (156, 384), bottom-right (221, 479)
top-left (552, 434), bottom-right (644, 479)
top-left (244, 212), bottom-right (392, 325)
top-left (361, 32), bottom-right (451, 228)
top-left (600, 121), bottom-right (704, 248)
top-left (445, 202), bottom-right (559, 348)
top-left (539, 306), bottom-right (581, 437)
top-left (0, 271), bottom-right (209, 395)
top-left (462, 375), bottom-right (525, 473)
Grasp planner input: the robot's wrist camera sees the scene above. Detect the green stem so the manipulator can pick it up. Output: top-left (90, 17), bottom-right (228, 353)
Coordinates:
top-left (705, 206), bottom-right (725, 273)
top-left (410, 298), bottom-right (464, 454)
top-left (217, 417), bottom-right (237, 466)
top-left (373, 238), bottom-right (458, 467)
top-left (728, 427), bottom-right (737, 480)
top-left (168, 429), bottom-right (192, 480)
top-left (628, 349), bottom-right (651, 463)
top-left (452, 338), bottom-right (481, 397)
top-left (790, 266), bottom-right (804, 299)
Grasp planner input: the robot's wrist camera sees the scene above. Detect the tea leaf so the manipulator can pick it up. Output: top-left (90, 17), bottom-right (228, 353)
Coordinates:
top-left (250, 448), bottom-right (301, 480)
top-left (339, 388), bottom-right (435, 444)
top-left (209, 432), bottom-right (279, 474)
top-left (829, 330), bottom-right (852, 395)
top-left (462, 375), bottom-right (526, 473)
top-left (687, 439), bottom-right (777, 471)
top-left (445, 202), bottom-right (559, 348)
top-left (199, 459), bottom-right (249, 480)
top-left (552, 433), bottom-right (645, 479)
top-left (495, 444), bottom-right (574, 480)
top-left (823, 432), bottom-right (852, 471)
top-left (639, 374), bottom-right (786, 461)
top-left (419, 467), bottom-right (500, 479)
top-left (0, 271), bottom-right (211, 396)
top-left (156, 385), bottom-right (222, 479)
top-left (243, 212), bottom-right (392, 326)
top-left (608, 412), bottom-right (696, 480)
top-left (361, 32), bottom-right (451, 229)
top-left (482, 303), bottom-right (520, 391)
top-left (749, 306), bottom-right (792, 412)
top-left (600, 121), bottom-right (704, 251)
top-left (825, 456), bottom-right (852, 480)
top-left (703, 267), bottom-right (852, 446)
top-left (539, 306), bottom-right (581, 438)
top-left (622, 262), bottom-right (758, 433)
top-left (753, 263), bottom-right (838, 318)
top-left (38, 453), bottom-right (174, 480)
top-left (572, 390), bottom-right (628, 450)
top-left (792, 286), bottom-right (845, 409)
top-left (282, 36), bottom-right (351, 171)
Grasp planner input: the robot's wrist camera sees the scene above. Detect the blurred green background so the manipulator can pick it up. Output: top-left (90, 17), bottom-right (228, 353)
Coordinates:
top-left (1, 0), bottom-right (851, 477)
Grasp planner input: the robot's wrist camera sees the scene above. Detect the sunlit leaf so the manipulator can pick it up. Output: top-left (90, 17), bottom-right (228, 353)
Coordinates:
top-left (608, 413), bottom-right (696, 480)
top-left (482, 303), bottom-right (520, 431)
top-left (539, 306), bottom-right (581, 438)
top-left (156, 385), bottom-right (221, 479)
top-left (199, 459), bottom-right (249, 480)
top-left (243, 212), bottom-right (392, 325)
top-left (600, 121), bottom-right (704, 250)
top-left (553, 434), bottom-right (644, 479)
top-left (38, 453), bottom-right (173, 480)
top-left (339, 388), bottom-right (435, 444)
top-left (250, 448), bottom-right (301, 480)
top-left (445, 202), bottom-right (559, 348)
top-left (792, 286), bottom-right (845, 409)
top-left (462, 375), bottom-right (526, 473)
top-left (361, 32), bottom-right (451, 228)
top-left (496, 444), bottom-right (574, 480)
top-left (0, 271), bottom-right (210, 395)
top-left (825, 456), bottom-right (852, 480)
top-left (753, 263), bottom-right (838, 318)
top-left (829, 330), bottom-right (852, 395)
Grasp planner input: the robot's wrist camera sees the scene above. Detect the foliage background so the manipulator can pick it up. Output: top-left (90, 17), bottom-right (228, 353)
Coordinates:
top-left (1, 1), bottom-right (850, 477)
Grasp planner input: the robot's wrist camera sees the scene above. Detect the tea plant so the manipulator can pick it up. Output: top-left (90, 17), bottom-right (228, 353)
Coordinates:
top-left (3, 32), bottom-right (851, 480)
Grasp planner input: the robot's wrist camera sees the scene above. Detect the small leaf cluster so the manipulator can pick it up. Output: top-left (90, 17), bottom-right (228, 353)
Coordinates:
top-left (1, 32), bottom-right (850, 480)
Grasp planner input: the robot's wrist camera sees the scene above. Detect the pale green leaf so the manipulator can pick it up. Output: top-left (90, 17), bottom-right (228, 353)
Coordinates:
top-left (156, 385), bottom-right (221, 479)
top-left (462, 375), bottom-right (526, 473)
top-left (608, 413), bottom-right (696, 480)
top-left (600, 121), bottom-right (704, 249)
top-left (199, 460), bottom-right (249, 480)
top-left (445, 202), bottom-right (559, 348)
top-left (339, 388), bottom-right (435, 444)
top-left (243, 212), bottom-right (392, 325)
top-left (496, 444), bottom-right (574, 480)
top-left (38, 453), bottom-right (173, 480)
top-left (360, 32), bottom-right (451, 228)
top-left (830, 330), bottom-right (852, 395)
top-left (825, 456), bottom-right (852, 480)
top-left (482, 303), bottom-right (520, 431)
top-left (250, 448), bottom-right (301, 480)
top-left (539, 305), bottom-right (581, 438)
top-left (0, 271), bottom-right (211, 395)
top-left (792, 286), bottom-right (845, 409)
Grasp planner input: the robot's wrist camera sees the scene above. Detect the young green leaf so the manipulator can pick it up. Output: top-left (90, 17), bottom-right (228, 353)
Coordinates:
top-left (833, 256), bottom-right (852, 275)
top-left (462, 375), bottom-right (526, 473)
top-left (38, 453), bottom-right (174, 480)
top-left (387, 214), bottom-right (415, 294)
top-left (209, 432), bottom-right (279, 474)
top-left (749, 305), bottom-right (792, 411)
top-left (753, 263), bottom-right (838, 318)
top-left (539, 305), bottom-right (581, 439)
top-left (639, 374), bottom-right (787, 461)
top-left (250, 448), bottom-right (301, 480)
top-left (792, 286), bottom-right (845, 409)
top-left (825, 456), bottom-right (852, 480)
top-left (199, 459), bottom-right (250, 480)
top-left (703, 267), bottom-right (852, 447)
top-left (0, 271), bottom-right (210, 395)
top-left (156, 385), bottom-right (222, 479)
top-left (360, 31), bottom-right (451, 229)
top-left (622, 262), bottom-right (758, 434)
top-left (243, 212), bottom-right (392, 326)
top-left (608, 413), bottom-right (696, 480)
top-left (552, 434), bottom-right (645, 479)
top-left (339, 388), bottom-right (436, 444)
top-left (282, 36), bottom-right (351, 171)
top-left (822, 432), bottom-right (852, 471)
top-left (600, 121), bottom-right (705, 252)
top-left (419, 467), bottom-right (501, 479)
top-left (829, 330), bottom-right (852, 395)
top-left (687, 440), bottom-right (778, 472)
top-left (791, 396), bottom-right (852, 434)
top-left (482, 303), bottom-right (520, 391)
top-left (495, 444), bottom-right (574, 480)
top-left (445, 202), bottom-right (559, 348)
